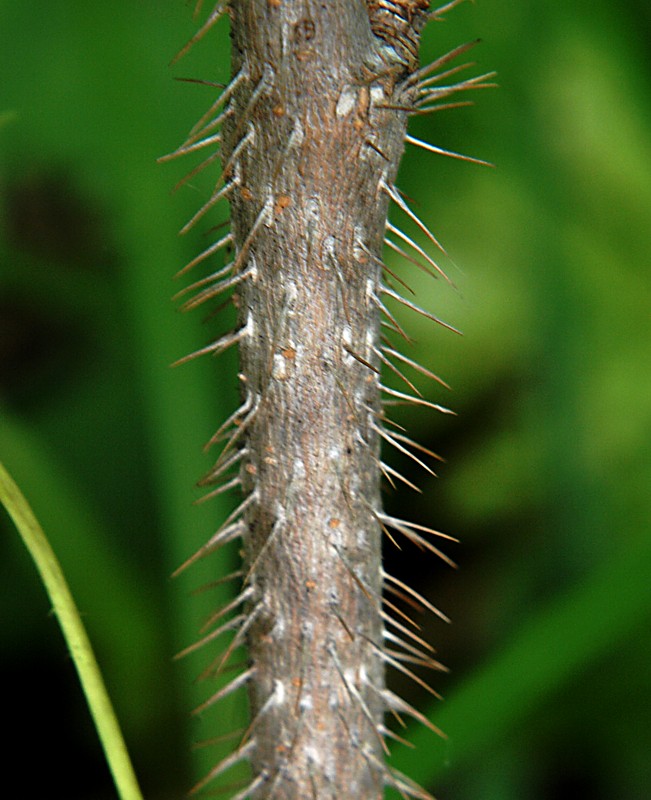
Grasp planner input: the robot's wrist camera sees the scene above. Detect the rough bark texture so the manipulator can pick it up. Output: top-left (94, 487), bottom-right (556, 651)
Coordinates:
top-left (221, 2), bottom-right (426, 797)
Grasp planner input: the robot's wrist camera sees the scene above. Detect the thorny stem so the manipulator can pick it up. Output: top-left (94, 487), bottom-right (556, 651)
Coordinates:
top-left (222, 3), bottom-right (428, 797)
top-left (168, 1), bottom-right (490, 797)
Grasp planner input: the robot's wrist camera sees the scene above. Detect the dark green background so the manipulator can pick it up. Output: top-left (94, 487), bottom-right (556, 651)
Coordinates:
top-left (1, 2), bottom-right (650, 798)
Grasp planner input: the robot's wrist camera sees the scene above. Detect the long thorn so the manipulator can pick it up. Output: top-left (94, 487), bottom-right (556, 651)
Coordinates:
top-left (181, 265), bottom-right (253, 311)
top-left (189, 739), bottom-right (255, 794)
top-left (380, 461), bottom-right (422, 493)
top-left (199, 586), bottom-right (253, 634)
top-left (381, 384), bottom-right (455, 415)
top-left (407, 39), bottom-right (480, 87)
top-left (374, 347), bottom-right (422, 397)
top-left (389, 430), bottom-right (445, 462)
top-left (382, 284), bottom-right (462, 334)
top-left (385, 223), bottom-right (448, 283)
top-left (405, 133), bottom-right (494, 168)
top-left (372, 423), bottom-right (435, 476)
top-left (171, 0), bottom-right (228, 65)
top-left (385, 689), bottom-right (446, 738)
top-left (175, 613), bottom-right (245, 660)
top-left (186, 67), bottom-right (246, 140)
top-left (180, 177), bottom-right (240, 235)
top-left (173, 257), bottom-right (234, 299)
top-left (381, 345), bottom-right (451, 390)
top-left (199, 447), bottom-right (246, 487)
top-left (193, 669), bottom-right (254, 716)
top-left (171, 324), bottom-right (245, 367)
top-left (382, 610), bottom-right (434, 652)
top-left (383, 570), bottom-right (449, 620)
top-left (158, 132), bottom-right (221, 163)
top-left (383, 182), bottom-right (449, 264)
top-left (175, 233), bottom-right (233, 279)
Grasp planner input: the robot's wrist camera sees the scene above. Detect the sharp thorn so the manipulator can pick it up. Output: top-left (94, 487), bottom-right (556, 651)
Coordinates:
top-left (405, 133), bottom-right (494, 168)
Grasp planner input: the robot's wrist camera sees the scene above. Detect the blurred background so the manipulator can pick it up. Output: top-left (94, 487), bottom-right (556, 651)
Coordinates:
top-left (1, 1), bottom-right (650, 798)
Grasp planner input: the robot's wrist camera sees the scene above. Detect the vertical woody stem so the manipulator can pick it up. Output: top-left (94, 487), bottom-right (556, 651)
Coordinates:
top-left (222, 1), bottom-right (427, 796)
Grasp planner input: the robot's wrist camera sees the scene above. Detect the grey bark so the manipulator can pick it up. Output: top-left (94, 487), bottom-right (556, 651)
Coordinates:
top-left (219, 1), bottom-right (428, 797)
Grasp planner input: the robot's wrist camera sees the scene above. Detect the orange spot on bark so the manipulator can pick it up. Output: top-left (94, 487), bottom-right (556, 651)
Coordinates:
top-left (274, 195), bottom-right (292, 215)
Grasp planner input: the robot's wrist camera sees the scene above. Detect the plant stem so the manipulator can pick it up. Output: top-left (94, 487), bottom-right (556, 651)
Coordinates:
top-left (219, 2), bottom-right (425, 796)
top-left (0, 460), bottom-right (144, 800)
top-left (172, 2), bottom-right (487, 796)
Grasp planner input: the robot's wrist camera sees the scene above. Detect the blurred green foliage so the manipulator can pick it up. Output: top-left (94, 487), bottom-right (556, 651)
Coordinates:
top-left (1, 2), bottom-right (650, 798)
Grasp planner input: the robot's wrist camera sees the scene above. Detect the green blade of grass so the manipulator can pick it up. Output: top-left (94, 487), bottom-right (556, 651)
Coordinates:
top-left (0, 459), bottom-right (144, 800)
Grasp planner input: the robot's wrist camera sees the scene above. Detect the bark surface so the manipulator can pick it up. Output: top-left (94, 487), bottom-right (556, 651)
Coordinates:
top-left (221, 2), bottom-right (427, 797)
